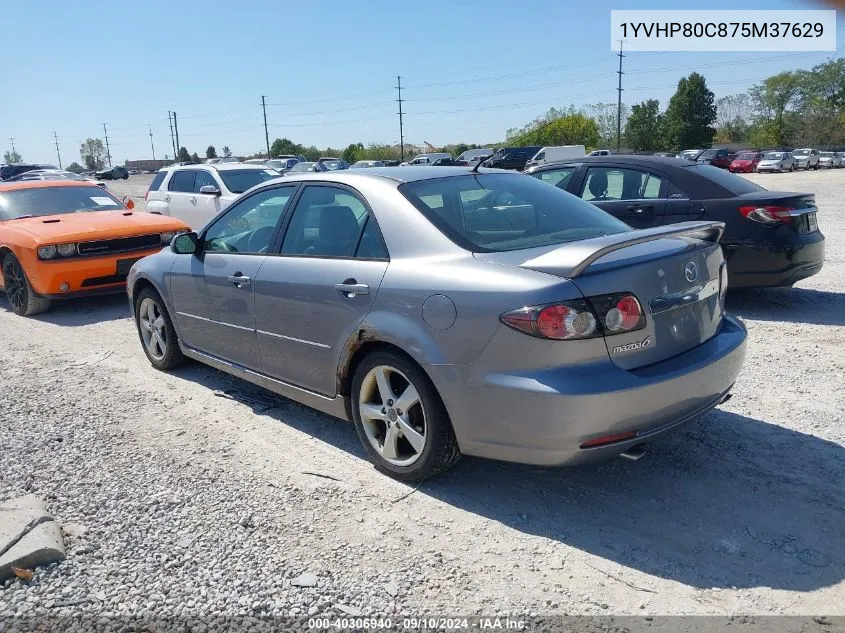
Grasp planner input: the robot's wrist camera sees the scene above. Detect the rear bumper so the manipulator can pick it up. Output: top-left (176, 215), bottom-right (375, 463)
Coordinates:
top-left (426, 315), bottom-right (747, 467)
top-left (723, 233), bottom-right (825, 288)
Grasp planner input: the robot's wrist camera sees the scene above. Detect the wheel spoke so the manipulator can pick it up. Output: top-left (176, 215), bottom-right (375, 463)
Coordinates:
top-left (153, 315), bottom-right (165, 330)
top-left (146, 301), bottom-right (157, 325)
top-left (394, 384), bottom-right (419, 414)
top-left (381, 424), bottom-right (400, 460)
top-left (374, 367), bottom-right (394, 404)
top-left (397, 418), bottom-right (425, 453)
top-left (153, 331), bottom-right (166, 355)
top-left (360, 403), bottom-right (386, 421)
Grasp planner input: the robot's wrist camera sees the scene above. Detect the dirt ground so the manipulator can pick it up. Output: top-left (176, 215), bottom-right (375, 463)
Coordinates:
top-left (0, 169), bottom-right (842, 618)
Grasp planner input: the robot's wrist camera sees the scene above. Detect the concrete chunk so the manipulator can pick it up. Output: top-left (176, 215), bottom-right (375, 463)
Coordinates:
top-left (0, 494), bottom-right (52, 558)
top-left (0, 495), bottom-right (65, 581)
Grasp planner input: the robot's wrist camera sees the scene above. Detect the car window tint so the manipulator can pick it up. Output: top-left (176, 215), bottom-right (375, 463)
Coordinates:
top-left (281, 186), bottom-right (372, 258)
top-left (580, 167), bottom-right (664, 201)
top-left (532, 167), bottom-right (575, 189)
top-left (148, 171), bottom-right (167, 192)
top-left (194, 170), bottom-right (218, 192)
top-left (201, 187), bottom-right (295, 254)
top-left (168, 170), bottom-right (196, 192)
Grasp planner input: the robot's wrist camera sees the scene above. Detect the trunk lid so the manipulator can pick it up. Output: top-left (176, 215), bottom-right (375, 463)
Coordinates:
top-left (475, 222), bottom-right (726, 370)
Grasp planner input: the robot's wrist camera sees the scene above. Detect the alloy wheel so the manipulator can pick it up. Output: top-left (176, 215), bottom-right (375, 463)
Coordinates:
top-left (3, 258), bottom-right (26, 313)
top-left (138, 297), bottom-right (168, 361)
top-left (358, 365), bottom-right (427, 466)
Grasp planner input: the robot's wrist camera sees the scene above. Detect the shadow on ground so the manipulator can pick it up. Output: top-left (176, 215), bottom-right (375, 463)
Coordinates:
top-left (727, 287), bottom-right (845, 326)
top-left (0, 293), bottom-right (130, 326)
top-left (169, 362), bottom-right (845, 594)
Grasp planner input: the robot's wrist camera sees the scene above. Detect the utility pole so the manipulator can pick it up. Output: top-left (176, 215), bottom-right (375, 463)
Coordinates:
top-left (9, 137), bottom-right (15, 154)
top-left (261, 95), bottom-right (270, 159)
top-left (167, 111), bottom-right (176, 159)
top-left (616, 39), bottom-right (624, 153)
top-left (149, 125), bottom-right (156, 161)
top-left (102, 123), bottom-right (112, 167)
top-left (172, 111), bottom-right (180, 160)
top-left (396, 75), bottom-right (405, 161)
top-left (53, 132), bottom-right (62, 169)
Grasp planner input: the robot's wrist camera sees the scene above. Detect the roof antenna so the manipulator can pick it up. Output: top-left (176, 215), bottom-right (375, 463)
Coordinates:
top-left (470, 155), bottom-right (486, 174)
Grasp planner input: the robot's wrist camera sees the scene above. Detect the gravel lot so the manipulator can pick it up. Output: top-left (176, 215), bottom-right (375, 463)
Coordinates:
top-left (1, 170), bottom-right (843, 620)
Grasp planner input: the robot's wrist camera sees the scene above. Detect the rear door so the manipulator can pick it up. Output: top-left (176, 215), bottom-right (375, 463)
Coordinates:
top-left (577, 164), bottom-right (667, 229)
top-left (253, 183), bottom-right (389, 396)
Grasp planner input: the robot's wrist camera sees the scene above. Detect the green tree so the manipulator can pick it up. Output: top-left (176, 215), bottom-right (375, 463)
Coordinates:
top-left (65, 161), bottom-right (83, 173)
top-left (749, 71), bottom-right (801, 147)
top-left (191, 152), bottom-right (201, 164)
top-left (3, 150), bottom-right (22, 163)
top-left (584, 102), bottom-right (629, 148)
top-left (222, 146), bottom-right (233, 158)
top-left (663, 73), bottom-right (717, 151)
top-left (79, 138), bottom-right (106, 170)
top-left (206, 146), bottom-right (217, 159)
top-left (342, 142), bottom-right (364, 163)
top-left (178, 147), bottom-right (191, 163)
top-left (623, 99), bottom-right (664, 152)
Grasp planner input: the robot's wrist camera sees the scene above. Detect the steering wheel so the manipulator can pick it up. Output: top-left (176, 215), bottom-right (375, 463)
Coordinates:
top-left (247, 226), bottom-right (275, 253)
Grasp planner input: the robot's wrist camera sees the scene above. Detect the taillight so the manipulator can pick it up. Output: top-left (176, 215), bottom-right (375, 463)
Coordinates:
top-left (500, 292), bottom-right (645, 341)
top-left (738, 205), bottom-right (793, 225)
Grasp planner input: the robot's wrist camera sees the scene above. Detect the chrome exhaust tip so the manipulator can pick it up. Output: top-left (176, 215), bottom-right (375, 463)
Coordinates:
top-left (620, 443), bottom-right (648, 461)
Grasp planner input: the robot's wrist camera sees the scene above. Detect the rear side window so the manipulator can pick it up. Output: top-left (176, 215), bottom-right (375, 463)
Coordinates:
top-left (148, 171), bottom-right (167, 192)
top-left (168, 170), bottom-right (196, 192)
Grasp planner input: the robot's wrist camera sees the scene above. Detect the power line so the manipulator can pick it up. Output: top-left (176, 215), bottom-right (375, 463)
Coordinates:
top-left (102, 123), bottom-right (112, 167)
top-left (396, 76), bottom-right (405, 162)
top-left (261, 95), bottom-right (270, 159)
top-left (53, 131), bottom-right (62, 169)
top-left (617, 39), bottom-right (625, 153)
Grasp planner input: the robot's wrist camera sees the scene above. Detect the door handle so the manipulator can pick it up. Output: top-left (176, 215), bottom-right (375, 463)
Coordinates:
top-left (164, 194), bottom-right (170, 202)
top-left (335, 281), bottom-right (369, 296)
top-left (227, 274), bottom-right (251, 287)
top-left (190, 197), bottom-right (197, 205)
top-left (627, 204), bottom-right (653, 213)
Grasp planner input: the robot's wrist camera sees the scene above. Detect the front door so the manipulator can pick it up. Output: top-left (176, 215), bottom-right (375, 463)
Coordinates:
top-left (168, 185), bottom-right (298, 369)
top-left (578, 165), bottom-right (667, 229)
top-left (191, 169), bottom-right (226, 230)
top-left (253, 184), bottom-right (389, 395)
top-left (164, 169), bottom-right (199, 228)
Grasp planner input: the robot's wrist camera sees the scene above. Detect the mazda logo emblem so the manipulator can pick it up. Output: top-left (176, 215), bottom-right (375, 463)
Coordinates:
top-left (684, 262), bottom-right (698, 283)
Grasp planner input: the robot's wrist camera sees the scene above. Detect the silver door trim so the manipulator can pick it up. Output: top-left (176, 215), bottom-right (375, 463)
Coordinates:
top-left (177, 311), bottom-right (254, 332)
top-left (256, 329), bottom-right (331, 349)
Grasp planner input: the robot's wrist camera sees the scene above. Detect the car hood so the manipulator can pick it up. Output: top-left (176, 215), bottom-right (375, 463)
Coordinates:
top-left (4, 211), bottom-right (188, 244)
top-left (732, 159), bottom-right (753, 164)
top-left (794, 155), bottom-right (810, 160)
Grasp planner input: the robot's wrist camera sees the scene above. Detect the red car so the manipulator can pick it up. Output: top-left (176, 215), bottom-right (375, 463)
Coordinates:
top-left (729, 152), bottom-right (763, 173)
top-left (696, 148), bottom-right (735, 169)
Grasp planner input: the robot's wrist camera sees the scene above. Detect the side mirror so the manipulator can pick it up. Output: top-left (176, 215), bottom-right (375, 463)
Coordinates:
top-left (172, 232), bottom-right (199, 255)
top-left (122, 196), bottom-right (135, 210)
top-left (199, 185), bottom-right (221, 196)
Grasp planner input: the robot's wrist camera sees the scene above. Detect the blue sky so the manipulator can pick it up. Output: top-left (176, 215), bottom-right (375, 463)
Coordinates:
top-left (1, 0), bottom-right (842, 163)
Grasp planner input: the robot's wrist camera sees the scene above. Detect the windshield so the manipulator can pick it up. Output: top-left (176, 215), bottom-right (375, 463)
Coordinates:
top-left (218, 169), bottom-right (279, 193)
top-left (793, 149), bottom-right (810, 156)
top-left (290, 162), bottom-right (314, 172)
top-left (698, 150), bottom-right (718, 159)
top-left (0, 185), bottom-right (123, 219)
top-left (764, 152), bottom-right (785, 160)
top-left (737, 153), bottom-right (757, 160)
top-left (687, 164), bottom-right (766, 195)
top-left (322, 160), bottom-right (346, 171)
top-left (820, 152), bottom-right (834, 157)
top-left (398, 173), bottom-right (630, 253)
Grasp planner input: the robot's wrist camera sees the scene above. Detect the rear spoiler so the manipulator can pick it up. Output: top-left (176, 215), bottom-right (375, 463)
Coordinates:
top-left (525, 221), bottom-right (725, 279)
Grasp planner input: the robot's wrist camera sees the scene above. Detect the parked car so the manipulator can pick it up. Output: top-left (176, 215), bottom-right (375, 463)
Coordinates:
top-left (756, 151), bottom-right (796, 173)
top-left (482, 146), bottom-right (542, 171)
top-left (524, 145), bottom-right (586, 169)
top-left (6, 169), bottom-right (109, 188)
top-left (677, 150), bottom-right (704, 161)
top-left (0, 163), bottom-right (57, 181)
top-left (696, 148), bottom-right (735, 169)
top-left (431, 157), bottom-right (458, 166)
top-left (588, 149), bottom-right (613, 157)
top-left (216, 157), bottom-right (241, 164)
top-left (265, 158), bottom-right (300, 173)
top-left (127, 166), bottom-right (746, 481)
top-left (317, 158), bottom-right (350, 171)
top-left (524, 155), bottom-right (824, 288)
top-left (818, 151), bottom-right (842, 168)
top-left (287, 161), bottom-right (328, 174)
top-left (728, 152), bottom-right (763, 173)
top-left (652, 152), bottom-right (674, 158)
top-left (792, 148), bottom-right (820, 170)
top-left (453, 149), bottom-right (493, 166)
top-left (95, 166), bottom-right (129, 180)
top-left (243, 159), bottom-right (267, 165)
top-left (276, 154), bottom-right (308, 163)
top-left (145, 163), bottom-right (281, 230)
top-left (351, 160), bottom-right (385, 168)
top-left (381, 160), bottom-right (401, 167)
top-left (404, 153), bottom-right (452, 166)
top-left (0, 180), bottom-right (188, 316)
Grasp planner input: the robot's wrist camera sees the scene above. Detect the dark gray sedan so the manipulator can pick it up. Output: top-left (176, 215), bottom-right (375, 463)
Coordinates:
top-left (127, 167), bottom-right (746, 481)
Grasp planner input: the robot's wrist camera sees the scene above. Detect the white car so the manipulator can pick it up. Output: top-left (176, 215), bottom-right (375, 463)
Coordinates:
top-left (145, 163), bottom-right (281, 230)
top-left (818, 151), bottom-right (842, 168)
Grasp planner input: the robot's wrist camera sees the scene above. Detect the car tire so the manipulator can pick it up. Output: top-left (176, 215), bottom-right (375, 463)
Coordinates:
top-left (350, 350), bottom-right (461, 482)
top-left (123, 174), bottom-right (129, 180)
top-left (2, 254), bottom-right (51, 317)
top-left (134, 287), bottom-right (185, 370)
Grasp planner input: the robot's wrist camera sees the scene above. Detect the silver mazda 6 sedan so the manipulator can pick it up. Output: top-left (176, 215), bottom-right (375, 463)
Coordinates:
top-left (127, 167), bottom-right (747, 481)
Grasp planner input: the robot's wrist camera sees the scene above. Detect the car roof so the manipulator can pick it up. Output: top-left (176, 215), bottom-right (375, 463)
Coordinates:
top-left (0, 179), bottom-right (103, 192)
top-left (533, 155), bottom-right (698, 169)
top-left (279, 165), bottom-right (512, 184)
top-left (166, 162), bottom-right (270, 172)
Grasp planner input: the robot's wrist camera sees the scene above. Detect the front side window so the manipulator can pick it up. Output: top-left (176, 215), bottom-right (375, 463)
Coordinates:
top-left (531, 166), bottom-right (575, 189)
top-left (168, 170), bottom-right (196, 192)
top-left (580, 167), bottom-right (664, 201)
top-left (201, 186), bottom-right (295, 254)
top-left (0, 185), bottom-right (123, 219)
top-left (399, 173), bottom-right (629, 253)
top-left (281, 186), bottom-right (386, 259)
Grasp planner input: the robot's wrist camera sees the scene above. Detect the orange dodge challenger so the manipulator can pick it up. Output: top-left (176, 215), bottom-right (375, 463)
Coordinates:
top-left (0, 180), bottom-right (189, 316)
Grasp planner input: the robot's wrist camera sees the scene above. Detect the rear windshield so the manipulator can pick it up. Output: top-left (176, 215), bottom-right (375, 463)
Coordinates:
top-left (0, 185), bottom-right (123, 219)
top-left (218, 169), bottom-right (279, 193)
top-left (821, 152), bottom-right (834, 157)
top-left (148, 171), bottom-right (167, 192)
top-left (698, 150), bottom-right (718, 159)
top-left (686, 164), bottom-right (765, 195)
top-left (793, 149), bottom-right (810, 156)
top-left (737, 153), bottom-right (758, 160)
top-left (764, 152), bottom-right (785, 159)
top-left (399, 173), bottom-right (630, 253)
top-left (290, 162), bottom-right (314, 172)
